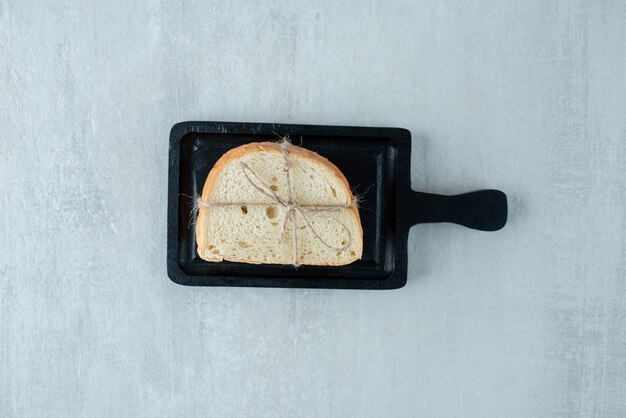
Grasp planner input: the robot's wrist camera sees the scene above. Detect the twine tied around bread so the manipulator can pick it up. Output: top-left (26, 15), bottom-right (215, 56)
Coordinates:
top-left (196, 138), bottom-right (357, 267)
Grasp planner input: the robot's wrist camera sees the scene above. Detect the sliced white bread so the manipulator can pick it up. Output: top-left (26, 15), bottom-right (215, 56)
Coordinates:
top-left (195, 142), bottom-right (363, 266)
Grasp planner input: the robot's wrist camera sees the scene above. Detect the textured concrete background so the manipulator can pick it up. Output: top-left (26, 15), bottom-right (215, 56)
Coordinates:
top-left (1, 0), bottom-right (625, 417)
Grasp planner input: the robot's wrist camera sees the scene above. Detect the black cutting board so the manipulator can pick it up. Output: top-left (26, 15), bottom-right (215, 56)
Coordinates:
top-left (167, 121), bottom-right (507, 289)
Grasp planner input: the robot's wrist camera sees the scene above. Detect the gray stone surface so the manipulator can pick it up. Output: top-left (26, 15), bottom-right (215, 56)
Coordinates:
top-left (1, 0), bottom-right (625, 417)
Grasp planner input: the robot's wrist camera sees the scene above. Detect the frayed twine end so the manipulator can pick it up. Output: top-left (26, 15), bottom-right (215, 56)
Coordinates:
top-left (178, 193), bottom-right (206, 228)
top-left (196, 197), bottom-right (210, 209)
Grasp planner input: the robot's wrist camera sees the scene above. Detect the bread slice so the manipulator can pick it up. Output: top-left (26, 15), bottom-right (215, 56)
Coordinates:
top-left (195, 141), bottom-right (363, 266)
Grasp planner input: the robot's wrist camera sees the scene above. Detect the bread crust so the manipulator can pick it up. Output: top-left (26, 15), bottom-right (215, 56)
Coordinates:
top-left (196, 142), bottom-right (363, 265)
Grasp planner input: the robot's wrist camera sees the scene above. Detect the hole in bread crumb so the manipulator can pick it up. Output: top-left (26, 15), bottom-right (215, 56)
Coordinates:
top-left (309, 175), bottom-right (314, 180)
top-left (238, 241), bottom-right (250, 248)
top-left (271, 222), bottom-right (278, 226)
top-left (350, 250), bottom-right (356, 256)
top-left (220, 239), bottom-right (226, 243)
top-left (330, 186), bottom-right (337, 197)
top-left (336, 251), bottom-right (341, 256)
top-left (300, 255), bottom-right (305, 261)
top-left (270, 185), bottom-right (279, 192)
top-left (266, 206), bottom-right (278, 219)
top-left (341, 240), bottom-right (346, 246)
top-left (211, 249), bottom-right (220, 254)
top-left (241, 205), bottom-right (248, 214)
top-left (208, 245), bottom-right (215, 250)
top-left (271, 176), bottom-right (278, 183)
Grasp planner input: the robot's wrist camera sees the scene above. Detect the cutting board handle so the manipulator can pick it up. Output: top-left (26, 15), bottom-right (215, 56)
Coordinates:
top-left (409, 190), bottom-right (507, 231)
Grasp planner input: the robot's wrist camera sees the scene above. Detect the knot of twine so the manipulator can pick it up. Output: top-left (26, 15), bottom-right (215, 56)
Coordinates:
top-left (197, 139), bottom-right (356, 266)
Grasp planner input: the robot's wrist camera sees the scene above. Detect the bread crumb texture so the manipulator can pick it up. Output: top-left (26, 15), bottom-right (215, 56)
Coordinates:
top-left (196, 143), bottom-right (363, 266)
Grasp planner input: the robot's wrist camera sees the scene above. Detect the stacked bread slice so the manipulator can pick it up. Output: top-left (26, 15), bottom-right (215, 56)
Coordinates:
top-left (195, 142), bottom-right (363, 266)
